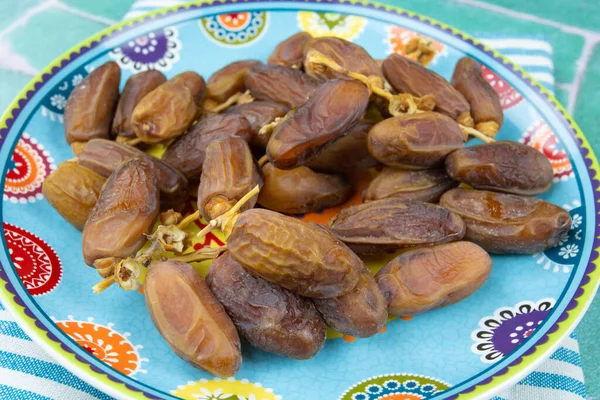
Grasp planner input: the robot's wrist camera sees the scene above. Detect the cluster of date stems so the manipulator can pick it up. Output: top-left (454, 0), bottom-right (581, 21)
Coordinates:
top-left (42, 32), bottom-right (572, 377)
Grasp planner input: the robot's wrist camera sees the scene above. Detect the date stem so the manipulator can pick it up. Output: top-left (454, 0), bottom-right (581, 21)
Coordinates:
top-left (206, 90), bottom-right (255, 113)
top-left (170, 246), bottom-right (227, 263)
top-left (257, 155), bottom-right (269, 168)
top-left (459, 125), bottom-right (495, 143)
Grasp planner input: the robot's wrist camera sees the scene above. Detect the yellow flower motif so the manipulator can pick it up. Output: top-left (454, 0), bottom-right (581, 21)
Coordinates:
top-left (297, 11), bottom-right (367, 41)
top-left (171, 378), bottom-right (281, 400)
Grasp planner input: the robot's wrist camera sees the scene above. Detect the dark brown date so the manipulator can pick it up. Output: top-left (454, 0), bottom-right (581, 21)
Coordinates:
top-left (307, 122), bottom-right (378, 173)
top-left (82, 159), bottom-right (159, 265)
top-left (376, 241), bottom-right (492, 316)
top-left (42, 161), bottom-right (106, 230)
top-left (228, 209), bottom-right (362, 298)
top-left (268, 32), bottom-right (313, 69)
top-left (112, 70), bottom-right (167, 138)
top-left (440, 188), bottom-right (571, 254)
top-left (329, 198), bottom-right (466, 254)
top-left (205, 60), bottom-right (262, 103)
top-left (382, 54), bottom-right (471, 124)
top-left (267, 79), bottom-right (370, 169)
top-left (161, 113), bottom-right (252, 179)
top-left (225, 101), bottom-right (289, 149)
top-left (244, 65), bottom-right (320, 108)
top-left (78, 139), bottom-right (188, 207)
top-left (451, 57), bottom-right (503, 135)
top-left (257, 162), bottom-right (352, 214)
top-left (197, 137), bottom-right (262, 220)
top-left (313, 266), bottom-right (387, 338)
top-left (364, 167), bottom-right (457, 203)
top-left (206, 252), bottom-right (326, 359)
top-left (367, 112), bottom-right (465, 169)
top-left (445, 141), bottom-right (554, 195)
top-left (64, 61), bottom-right (120, 145)
top-left (131, 71), bottom-right (205, 143)
top-left (145, 260), bottom-right (242, 377)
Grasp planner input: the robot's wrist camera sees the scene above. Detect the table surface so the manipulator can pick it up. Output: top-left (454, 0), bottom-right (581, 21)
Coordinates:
top-left (0, 0), bottom-right (598, 397)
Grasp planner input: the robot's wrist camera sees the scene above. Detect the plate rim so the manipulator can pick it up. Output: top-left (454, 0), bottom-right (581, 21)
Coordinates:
top-left (0, 1), bottom-right (598, 399)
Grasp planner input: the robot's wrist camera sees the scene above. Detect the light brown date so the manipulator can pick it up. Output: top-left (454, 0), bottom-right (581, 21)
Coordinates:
top-left (205, 60), bottom-right (262, 103)
top-left (376, 241), bottom-right (492, 316)
top-left (268, 32), bottom-right (313, 69)
top-left (244, 65), bottom-right (320, 108)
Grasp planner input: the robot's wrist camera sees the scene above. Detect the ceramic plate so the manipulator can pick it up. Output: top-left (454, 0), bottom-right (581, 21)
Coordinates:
top-left (0, 1), bottom-right (598, 399)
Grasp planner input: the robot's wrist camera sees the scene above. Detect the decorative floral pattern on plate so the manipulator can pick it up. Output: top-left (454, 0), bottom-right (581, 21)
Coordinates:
top-left (200, 12), bottom-right (268, 47)
top-left (339, 373), bottom-right (450, 400)
top-left (3, 223), bottom-right (62, 296)
top-left (171, 377), bottom-right (281, 400)
top-left (297, 11), bottom-right (367, 41)
top-left (385, 26), bottom-right (446, 65)
top-left (4, 133), bottom-right (56, 204)
top-left (39, 65), bottom-right (91, 123)
top-left (481, 65), bottom-right (523, 110)
top-left (521, 120), bottom-right (573, 181)
top-left (109, 27), bottom-right (181, 72)
top-left (52, 316), bottom-right (147, 376)
top-left (471, 298), bottom-right (555, 363)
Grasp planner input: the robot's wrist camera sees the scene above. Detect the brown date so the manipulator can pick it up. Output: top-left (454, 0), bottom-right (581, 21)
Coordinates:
top-left (268, 32), bottom-right (313, 69)
top-left (81, 159), bottom-right (159, 265)
top-left (162, 113), bottom-right (252, 179)
top-left (307, 122), bottom-right (378, 173)
top-left (267, 79), bottom-right (370, 169)
top-left (131, 71), bottom-right (205, 144)
top-left (244, 65), bottom-right (320, 108)
top-left (205, 60), bottom-right (262, 103)
top-left (451, 57), bottom-right (503, 136)
top-left (367, 112), bottom-right (465, 169)
top-left (329, 198), bottom-right (466, 254)
top-left (225, 101), bottom-right (289, 149)
top-left (145, 260), bottom-right (241, 377)
top-left (78, 139), bottom-right (188, 207)
top-left (313, 266), bottom-right (387, 338)
top-left (206, 252), bottom-right (326, 359)
top-left (445, 141), bottom-right (554, 195)
top-left (304, 36), bottom-right (383, 81)
top-left (376, 241), bottom-right (492, 316)
top-left (198, 137), bottom-right (262, 221)
top-left (228, 209), bottom-right (362, 298)
top-left (257, 162), bottom-right (352, 214)
top-left (440, 188), bottom-right (571, 254)
top-left (364, 167), bottom-right (457, 203)
top-left (64, 61), bottom-right (120, 145)
top-left (382, 54), bottom-right (472, 124)
top-left (42, 161), bottom-right (106, 231)
top-left (112, 70), bottom-right (167, 138)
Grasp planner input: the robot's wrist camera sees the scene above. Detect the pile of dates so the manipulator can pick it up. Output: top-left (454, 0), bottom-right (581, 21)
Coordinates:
top-left (43, 31), bottom-right (571, 378)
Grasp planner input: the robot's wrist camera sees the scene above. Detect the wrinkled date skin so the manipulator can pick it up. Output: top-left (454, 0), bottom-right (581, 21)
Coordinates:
top-left (451, 57), bottom-right (503, 133)
top-left (304, 37), bottom-right (383, 81)
top-left (205, 60), bottom-right (262, 103)
top-left (382, 54), bottom-right (471, 123)
top-left (162, 113), bottom-right (252, 179)
top-left (267, 79), bottom-right (370, 169)
top-left (225, 101), bottom-right (289, 149)
top-left (42, 161), bottom-right (106, 231)
top-left (257, 162), bottom-right (352, 214)
top-left (440, 188), bottom-right (572, 254)
top-left (112, 70), bottom-right (167, 138)
top-left (313, 266), bottom-right (387, 338)
top-left (206, 252), bottom-right (326, 359)
top-left (64, 61), bottom-right (120, 145)
top-left (307, 122), bottom-right (378, 174)
top-left (376, 241), bottom-right (492, 316)
top-left (445, 141), bottom-right (554, 195)
top-left (268, 32), bottom-right (313, 69)
top-left (244, 65), bottom-right (320, 108)
top-left (329, 198), bottom-right (466, 254)
top-left (228, 209), bottom-right (362, 298)
top-left (78, 139), bottom-right (188, 207)
top-left (367, 112), bottom-right (465, 169)
top-left (198, 137), bottom-right (262, 221)
top-left (132, 71), bottom-right (205, 144)
top-left (81, 159), bottom-right (159, 265)
top-left (145, 260), bottom-right (242, 377)
top-left (364, 167), bottom-right (457, 203)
